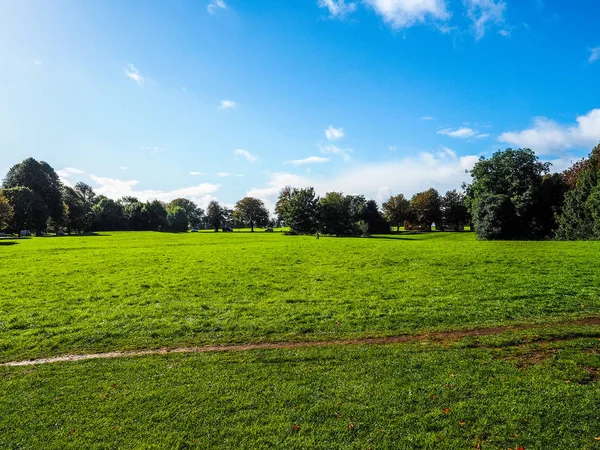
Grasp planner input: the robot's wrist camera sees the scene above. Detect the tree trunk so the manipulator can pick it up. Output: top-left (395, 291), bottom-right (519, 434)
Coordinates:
top-left (251, 221), bottom-right (254, 232)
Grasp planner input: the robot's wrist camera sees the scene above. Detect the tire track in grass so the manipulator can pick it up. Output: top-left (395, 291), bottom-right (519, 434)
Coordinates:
top-left (3, 317), bottom-right (600, 367)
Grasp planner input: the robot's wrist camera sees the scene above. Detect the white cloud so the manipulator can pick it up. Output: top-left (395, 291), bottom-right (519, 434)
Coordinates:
top-left (318, 142), bottom-right (353, 161)
top-left (318, 0), bottom-right (357, 18)
top-left (249, 151), bottom-right (478, 211)
top-left (234, 149), bottom-right (259, 163)
top-left (90, 174), bottom-right (221, 209)
top-left (207, 0), bottom-right (226, 14)
top-left (421, 116), bottom-right (435, 120)
top-left (217, 172), bottom-right (244, 177)
top-left (437, 127), bottom-right (490, 139)
top-left (220, 99), bottom-right (238, 109)
top-left (189, 172), bottom-right (204, 176)
top-left (286, 156), bottom-right (330, 165)
top-left (119, 166), bottom-right (128, 171)
top-left (589, 47), bottom-right (600, 64)
top-left (388, 145), bottom-right (397, 151)
top-left (124, 64), bottom-right (144, 86)
top-left (140, 145), bottom-right (162, 153)
top-left (364, 0), bottom-right (450, 30)
top-left (325, 125), bottom-right (345, 141)
top-left (32, 60), bottom-right (43, 66)
top-left (499, 109), bottom-right (600, 154)
top-left (463, 0), bottom-right (507, 40)
top-left (56, 167), bottom-right (85, 178)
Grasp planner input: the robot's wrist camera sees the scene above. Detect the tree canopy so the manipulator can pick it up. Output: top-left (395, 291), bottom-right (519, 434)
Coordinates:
top-left (234, 197), bottom-right (269, 232)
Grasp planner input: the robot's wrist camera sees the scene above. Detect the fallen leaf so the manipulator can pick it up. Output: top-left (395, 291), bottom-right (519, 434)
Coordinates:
top-left (517, 447), bottom-right (525, 450)
top-left (476, 443), bottom-right (481, 449)
top-left (334, 412), bottom-right (342, 419)
top-left (459, 420), bottom-right (466, 426)
top-left (291, 424), bottom-right (300, 433)
top-left (450, 373), bottom-right (455, 377)
top-left (513, 434), bottom-right (520, 438)
top-left (348, 422), bottom-right (355, 431)
top-left (442, 408), bottom-right (451, 414)
top-left (594, 437), bottom-right (600, 441)
top-left (430, 395), bottom-right (438, 399)
top-left (68, 429), bottom-right (76, 435)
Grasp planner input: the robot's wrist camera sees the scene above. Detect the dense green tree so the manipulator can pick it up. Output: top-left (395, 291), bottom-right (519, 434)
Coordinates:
top-left (73, 182), bottom-right (97, 230)
top-left (472, 194), bottom-right (517, 240)
top-left (166, 206), bottom-right (189, 232)
top-left (63, 186), bottom-right (87, 233)
top-left (382, 194), bottom-right (411, 231)
top-left (318, 192), bottom-right (354, 236)
top-left (283, 187), bottom-right (319, 234)
top-left (1, 187), bottom-right (49, 234)
top-left (275, 186), bottom-right (293, 224)
top-left (464, 148), bottom-right (554, 239)
top-left (440, 190), bottom-right (469, 231)
top-left (2, 158), bottom-right (64, 226)
top-left (143, 200), bottom-right (168, 231)
top-left (555, 144), bottom-right (600, 240)
top-left (234, 197), bottom-right (269, 232)
top-left (206, 200), bottom-right (225, 231)
top-left (0, 191), bottom-right (14, 231)
top-left (119, 197), bottom-right (146, 231)
top-left (92, 197), bottom-right (125, 231)
top-left (362, 200), bottom-right (390, 234)
top-left (168, 198), bottom-right (204, 228)
top-left (410, 188), bottom-right (442, 230)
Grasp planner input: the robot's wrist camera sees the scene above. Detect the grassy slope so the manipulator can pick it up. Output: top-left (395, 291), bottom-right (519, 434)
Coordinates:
top-left (1, 231), bottom-right (600, 362)
top-left (2, 336), bottom-right (600, 449)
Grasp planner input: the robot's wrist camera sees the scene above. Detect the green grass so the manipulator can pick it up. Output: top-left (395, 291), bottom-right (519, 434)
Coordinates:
top-left (1, 231), bottom-right (600, 362)
top-left (2, 336), bottom-right (600, 449)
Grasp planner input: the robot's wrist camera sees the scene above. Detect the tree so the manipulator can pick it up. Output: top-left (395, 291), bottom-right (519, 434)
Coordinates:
top-left (2, 158), bottom-right (64, 226)
top-left (63, 186), bottom-right (87, 233)
top-left (275, 186), bottom-right (293, 224)
top-left (283, 187), bottom-right (319, 234)
top-left (440, 190), bottom-right (469, 231)
top-left (119, 197), bottom-right (146, 231)
top-left (472, 194), bottom-right (517, 240)
top-left (410, 188), bottom-right (442, 230)
top-left (0, 191), bottom-right (14, 231)
top-left (1, 187), bottom-right (49, 234)
top-left (168, 198), bottom-right (204, 228)
top-left (362, 200), bottom-right (390, 234)
top-left (143, 200), bottom-right (168, 231)
top-left (92, 197), bottom-right (125, 231)
top-left (73, 182), bottom-right (97, 230)
top-left (382, 194), bottom-right (411, 231)
top-left (206, 200), bottom-right (225, 231)
top-left (234, 197), bottom-right (269, 232)
top-left (464, 148), bottom-right (553, 239)
top-left (318, 192), bottom-right (354, 236)
top-left (167, 206), bottom-right (189, 232)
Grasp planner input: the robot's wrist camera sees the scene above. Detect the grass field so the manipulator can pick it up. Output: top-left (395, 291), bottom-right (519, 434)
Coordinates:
top-left (1, 231), bottom-right (600, 448)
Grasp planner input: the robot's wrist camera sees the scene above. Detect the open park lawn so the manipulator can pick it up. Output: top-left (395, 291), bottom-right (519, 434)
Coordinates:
top-left (1, 231), bottom-right (600, 448)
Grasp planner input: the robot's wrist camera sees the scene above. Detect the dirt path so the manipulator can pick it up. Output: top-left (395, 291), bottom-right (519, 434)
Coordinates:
top-left (3, 317), bottom-right (600, 367)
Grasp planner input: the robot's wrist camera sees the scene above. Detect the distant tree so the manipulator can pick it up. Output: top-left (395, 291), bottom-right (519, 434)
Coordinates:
top-left (0, 191), bottom-right (14, 231)
top-left (63, 186), bottom-right (86, 233)
top-left (362, 199), bottom-right (390, 234)
top-left (2, 158), bottom-right (64, 226)
top-left (382, 194), bottom-right (411, 231)
top-left (92, 197), bottom-right (125, 231)
top-left (275, 186), bottom-right (293, 223)
top-left (410, 188), bottom-right (442, 230)
top-left (440, 190), bottom-right (469, 230)
top-left (464, 148), bottom-right (559, 239)
top-left (166, 206), bottom-right (189, 232)
top-left (168, 198), bottom-right (204, 228)
top-left (74, 182), bottom-right (97, 230)
top-left (143, 200), bottom-right (168, 231)
top-left (119, 197), bottom-right (146, 231)
top-left (318, 192), bottom-right (354, 236)
top-left (556, 144), bottom-right (600, 240)
top-left (206, 200), bottom-right (225, 232)
top-left (234, 197), bottom-right (269, 232)
top-left (472, 194), bottom-right (517, 240)
top-left (1, 187), bottom-right (49, 234)
top-left (283, 187), bottom-right (319, 234)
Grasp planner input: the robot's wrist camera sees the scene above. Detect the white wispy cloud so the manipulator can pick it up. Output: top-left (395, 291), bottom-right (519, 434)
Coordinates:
top-left (421, 116), bottom-right (435, 120)
top-left (90, 175), bottom-right (221, 209)
top-left (32, 60), bottom-right (43, 66)
top-left (189, 172), bottom-right (204, 176)
top-left (499, 109), bottom-right (600, 154)
top-left (207, 0), bottom-right (226, 14)
top-left (249, 151), bottom-right (479, 211)
top-left (589, 47), bottom-right (600, 64)
top-left (56, 167), bottom-right (85, 178)
top-left (119, 167), bottom-right (128, 171)
top-left (124, 63), bottom-right (144, 86)
top-left (217, 172), bottom-right (244, 177)
top-left (220, 99), bottom-right (238, 109)
top-left (463, 0), bottom-right (508, 40)
top-left (318, 142), bottom-right (352, 161)
top-left (286, 156), bottom-right (330, 165)
top-left (317, 0), bottom-right (357, 18)
top-left (234, 149), bottom-right (259, 163)
top-left (364, 0), bottom-right (450, 30)
top-left (325, 125), bottom-right (345, 141)
top-left (140, 145), bottom-right (163, 153)
top-left (437, 127), bottom-right (488, 139)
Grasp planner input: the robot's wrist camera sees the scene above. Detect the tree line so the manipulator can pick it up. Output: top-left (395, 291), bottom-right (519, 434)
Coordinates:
top-left (1, 144), bottom-right (600, 239)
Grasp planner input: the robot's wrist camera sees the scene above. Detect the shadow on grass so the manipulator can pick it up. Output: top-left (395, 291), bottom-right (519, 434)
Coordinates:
top-left (0, 241), bottom-right (18, 246)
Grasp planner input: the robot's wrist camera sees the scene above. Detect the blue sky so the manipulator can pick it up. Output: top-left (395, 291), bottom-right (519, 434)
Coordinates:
top-left (1, 0), bottom-right (599, 210)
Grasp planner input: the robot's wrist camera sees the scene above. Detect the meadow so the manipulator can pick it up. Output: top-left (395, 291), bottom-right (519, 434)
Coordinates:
top-left (1, 231), bottom-right (600, 448)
